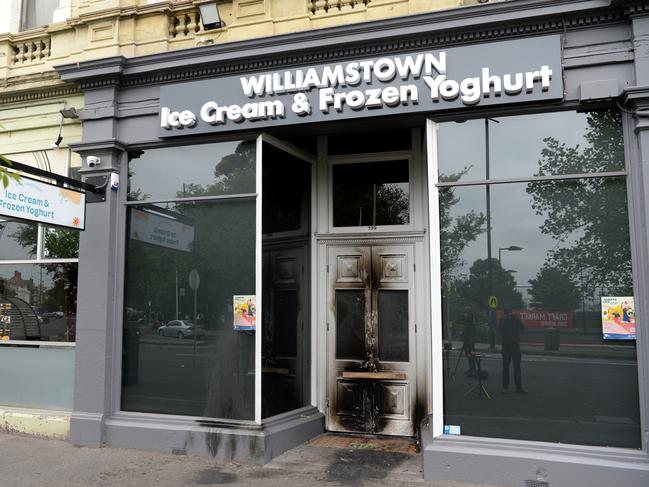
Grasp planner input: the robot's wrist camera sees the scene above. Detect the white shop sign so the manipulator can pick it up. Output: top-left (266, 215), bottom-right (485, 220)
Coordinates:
top-left (0, 175), bottom-right (85, 230)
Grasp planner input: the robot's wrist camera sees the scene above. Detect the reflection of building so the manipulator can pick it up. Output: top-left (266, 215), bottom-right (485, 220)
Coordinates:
top-left (5, 270), bottom-right (33, 304)
top-left (4, 1), bottom-right (649, 487)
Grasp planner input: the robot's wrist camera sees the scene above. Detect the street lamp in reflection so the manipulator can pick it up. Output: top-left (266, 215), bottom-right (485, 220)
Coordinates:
top-left (499, 246), bottom-right (524, 265)
top-left (485, 118), bottom-right (500, 350)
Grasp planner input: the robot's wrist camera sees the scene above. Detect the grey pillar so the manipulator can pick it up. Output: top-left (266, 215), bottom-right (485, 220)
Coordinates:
top-left (622, 8), bottom-right (649, 455)
top-left (68, 81), bottom-right (126, 447)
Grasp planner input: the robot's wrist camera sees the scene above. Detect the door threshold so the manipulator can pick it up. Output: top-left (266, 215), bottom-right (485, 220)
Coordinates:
top-left (307, 432), bottom-right (418, 454)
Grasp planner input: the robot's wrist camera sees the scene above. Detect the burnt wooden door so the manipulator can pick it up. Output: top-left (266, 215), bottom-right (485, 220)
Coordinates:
top-left (326, 245), bottom-right (416, 436)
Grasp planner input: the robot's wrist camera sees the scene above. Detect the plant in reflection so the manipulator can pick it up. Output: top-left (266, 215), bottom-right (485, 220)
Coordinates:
top-left (123, 142), bottom-right (257, 419)
top-left (459, 258), bottom-right (524, 312)
top-left (333, 182), bottom-right (409, 226)
top-left (438, 170), bottom-right (486, 283)
top-left (175, 141), bottom-right (256, 198)
top-left (438, 169), bottom-right (487, 338)
top-left (332, 161), bottom-right (409, 227)
top-left (43, 229), bottom-right (79, 339)
top-left (7, 222), bottom-right (38, 256)
top-left (7, 226), bottom-right (78, 297)
top-left (526, 110), bottom-right (632, 298)
top-left (528, 265), bottom-right (580, 311)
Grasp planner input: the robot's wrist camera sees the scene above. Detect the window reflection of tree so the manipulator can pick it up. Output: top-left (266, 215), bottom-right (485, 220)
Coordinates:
top-left (134, 140), bottom-right (256, 419)
top-left (438, 168), bottom-right (487, 338)
top-left (526, 110), bottom-right (632, 303)
top-left (333, 161), bottom-right (409, 227)
top-left (6, 225), bottom-right (78, 341)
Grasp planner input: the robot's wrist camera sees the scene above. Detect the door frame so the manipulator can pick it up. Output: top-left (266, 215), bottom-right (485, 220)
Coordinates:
top-left (312, 128), bottom-right (432, 434)
top-left (257, 133), bottom-right (316, 423)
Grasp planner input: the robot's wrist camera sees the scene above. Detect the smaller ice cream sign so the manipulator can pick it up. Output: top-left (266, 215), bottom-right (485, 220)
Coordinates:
top-left (233, 295), bottom-right (256, 331)
top-left (0, 175), bottom-right (85, 230)
top-left (601, 296), bottom-right (636, 340)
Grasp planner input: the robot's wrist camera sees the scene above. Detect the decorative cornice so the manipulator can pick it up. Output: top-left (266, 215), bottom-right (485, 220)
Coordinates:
top-left (0, 85), bottom-right (80, 106)
top-left (624, 2), bottom-right (649, 16)
top-left (56, 0), bottom-right (629, 91)
top-left (621, 85), bottom-right (649, 105)
top-left (619, 85), bottom-right (649, 132)
top-left (68, 139), bottom-right (128, 155)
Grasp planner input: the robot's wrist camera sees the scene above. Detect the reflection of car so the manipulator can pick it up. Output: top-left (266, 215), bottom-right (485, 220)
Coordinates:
top-left (157, 320), bottom-right (204, 339)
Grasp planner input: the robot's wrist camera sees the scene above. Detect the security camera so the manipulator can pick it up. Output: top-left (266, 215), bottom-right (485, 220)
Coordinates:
top-left (86, 156), bottom-right (101, 168)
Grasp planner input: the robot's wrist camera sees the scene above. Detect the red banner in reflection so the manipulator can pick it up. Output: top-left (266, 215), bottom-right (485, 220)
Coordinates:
top-left (497, 309), bottom-right (574, 329)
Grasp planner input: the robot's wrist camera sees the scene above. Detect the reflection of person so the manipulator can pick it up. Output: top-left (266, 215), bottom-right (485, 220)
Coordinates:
top-left (461, 312), bottom-right (477, 377)
top-left (499, 309), bottom-right (527, 394)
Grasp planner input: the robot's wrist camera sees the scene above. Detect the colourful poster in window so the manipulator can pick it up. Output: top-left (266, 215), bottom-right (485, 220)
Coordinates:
top-left (601, 296), bottom-right (636, 340)
top-left (233, 295), bottom-right (256, 331)
top-left (0, 303), bottom-right (11, 340)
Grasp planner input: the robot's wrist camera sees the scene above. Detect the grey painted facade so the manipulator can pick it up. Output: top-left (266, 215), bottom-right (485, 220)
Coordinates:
top-left (56, 0), bottom-right (649, 485)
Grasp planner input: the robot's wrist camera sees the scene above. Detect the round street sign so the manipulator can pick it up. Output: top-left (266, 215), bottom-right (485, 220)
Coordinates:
top-left (488, 295), bottom-right (498, 309)
top-left (188, 269), bottom-right (200, 291)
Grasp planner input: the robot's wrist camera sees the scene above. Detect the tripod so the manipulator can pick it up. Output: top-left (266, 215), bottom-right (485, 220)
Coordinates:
top-left (464, 353), bottom-right (491, 399)
top-left (451, 341), bottom-right (476, 380)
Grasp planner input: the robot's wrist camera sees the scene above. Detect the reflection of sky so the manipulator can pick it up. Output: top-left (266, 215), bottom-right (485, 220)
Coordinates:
top-left (0, 221), bottom-right (36, 259)
top-left (447, 184), bottom-right (581, 305)
top-left (438, 112), bottom-right (603, 306)
top-left (128, 141), bottom-right (249, 200)
top-left (438, 112), bottom-right (594, 182)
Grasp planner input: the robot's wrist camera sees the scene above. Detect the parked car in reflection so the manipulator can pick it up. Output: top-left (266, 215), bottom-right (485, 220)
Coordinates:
top-left (157, 320), bottom-right (204, 339)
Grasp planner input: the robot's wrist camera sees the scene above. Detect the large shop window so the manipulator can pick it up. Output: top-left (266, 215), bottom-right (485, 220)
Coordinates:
top-left (437, 110), bottom-right (641, 448)
top-left (123, 138), bottom-right (312, 421)
top-left (0, 150), bottom-right (79, 343)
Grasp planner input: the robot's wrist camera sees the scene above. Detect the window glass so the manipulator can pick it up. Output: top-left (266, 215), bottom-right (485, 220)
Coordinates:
top-left (122, 199), bottom-right (256, 419)
top-left (262, 143), bottom-right (310, 235)
top-left (128, 140), bottom-right (256, 201)
top-left (0, 150), bottom-right (79, 343)
top-left (261, 142), bottom-right (311, 419)
top-left (437, 110), bottom-right (625, 182)
top-left (21, 0), bottom-right (59, 30)
top-left (44, 228), bottom-right (79, 259)
top-left (336, 290), bottom-right (365, 360)
top-left (333, 160), bottom-right (409, 227)
top-left (378, 290), bottom-right (408, 362)
top-left (0, 221), bottom-right (37, 259)
top-left (0, 263), bottom-right (77, 342)
top-left (439, 110), bottom-right (640, 448)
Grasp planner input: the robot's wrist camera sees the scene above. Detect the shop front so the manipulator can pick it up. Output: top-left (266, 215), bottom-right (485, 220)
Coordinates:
top-left (56, 1), bottom-right (649, 485)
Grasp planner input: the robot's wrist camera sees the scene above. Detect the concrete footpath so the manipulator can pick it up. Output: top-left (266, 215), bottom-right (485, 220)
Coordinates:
top-left (0, 432), bottom-right (511, 487)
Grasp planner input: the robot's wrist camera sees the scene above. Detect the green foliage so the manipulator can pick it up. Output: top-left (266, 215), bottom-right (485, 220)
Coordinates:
top-left (124, 141), bottom-right (257, 326)
top-left (45, 229), bottom-right (79, 259)
top-left (439, 167), bottom-right (486, 282)
top-left (0, 155), bottom-right (22, 189)
top-left (528, 265), bottom-right (580, 310)
top-left (526, 110), bottom-right (632, 295)
top-left (458, 258), bottom-right (524, 312)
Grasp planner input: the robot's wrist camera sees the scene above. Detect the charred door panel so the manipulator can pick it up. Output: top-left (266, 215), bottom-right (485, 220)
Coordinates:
top-left (327, 245), bottom-right (416, 437)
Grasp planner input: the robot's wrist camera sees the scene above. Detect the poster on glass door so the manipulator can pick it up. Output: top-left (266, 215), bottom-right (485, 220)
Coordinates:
top-left (233, 295), bottom-right (256, 331)
top-left (601, 296), bottom-right (636, 340)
